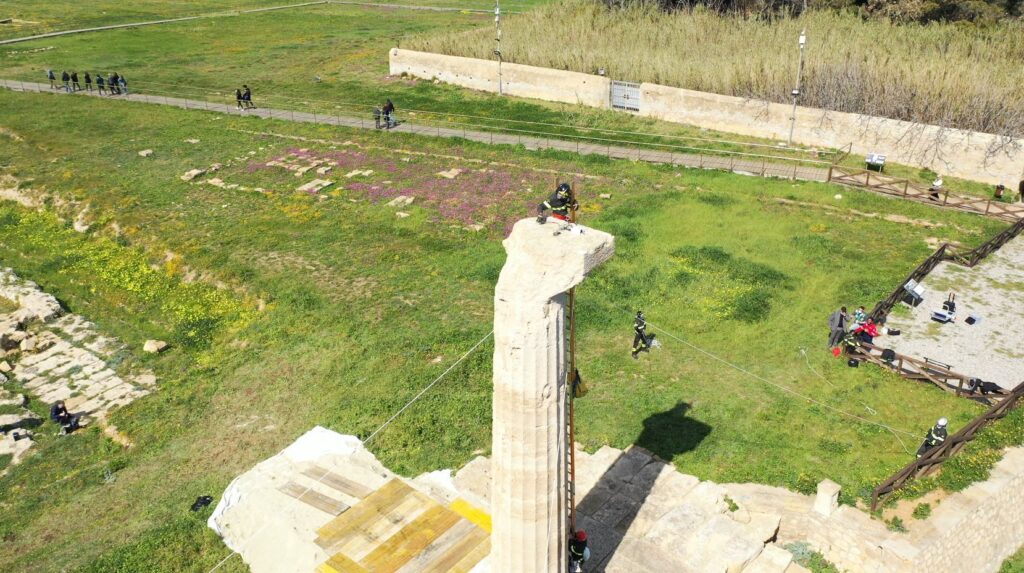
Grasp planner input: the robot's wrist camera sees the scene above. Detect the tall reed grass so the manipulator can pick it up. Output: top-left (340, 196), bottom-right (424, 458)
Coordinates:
top-left (410, 0), bottom-right (1024, 139)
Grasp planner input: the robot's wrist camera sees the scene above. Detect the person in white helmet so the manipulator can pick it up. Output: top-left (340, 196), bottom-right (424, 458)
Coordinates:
top-left (928, 177), bottom-right (944, 202)
top-left (916, 417), bottom-right (948, 458)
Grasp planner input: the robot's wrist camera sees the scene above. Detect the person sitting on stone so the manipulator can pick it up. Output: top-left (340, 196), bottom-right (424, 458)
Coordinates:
top-left (568, 529), bottom-right (589, 572)
top-left (916, 418), bottom-right (948, 458)
top-left (49, 400), bottom-right (80, 435)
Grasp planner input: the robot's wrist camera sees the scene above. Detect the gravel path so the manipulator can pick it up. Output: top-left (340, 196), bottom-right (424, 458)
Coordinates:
top-left (884, 237), bottom-right (1024, 389)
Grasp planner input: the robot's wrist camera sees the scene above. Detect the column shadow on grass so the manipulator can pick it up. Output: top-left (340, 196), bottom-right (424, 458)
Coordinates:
top-left (575, 402), bottom-right (711, 571)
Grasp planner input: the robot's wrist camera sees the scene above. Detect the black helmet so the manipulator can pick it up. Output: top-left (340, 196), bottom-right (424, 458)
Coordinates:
top-left (636, 310), bottom-right (644, 319)
top-left (557, 182), bottom-right (571, 194)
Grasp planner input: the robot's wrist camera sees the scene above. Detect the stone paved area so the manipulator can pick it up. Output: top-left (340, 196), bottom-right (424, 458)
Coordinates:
top-left (884, 236), bottom-right (1024, 389)
top-left (0, 267), bottom-right (156, 470)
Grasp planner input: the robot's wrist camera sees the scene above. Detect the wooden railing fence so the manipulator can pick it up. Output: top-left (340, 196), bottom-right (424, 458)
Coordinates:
top-left (870, 217), bottom-right (1024, 321)
top-left (871, 381), bottom-right (1024, 510)
top-left (849, 342), bottom-right (1005, 404)
top-left (827, 166), bottom-right (1024, 223)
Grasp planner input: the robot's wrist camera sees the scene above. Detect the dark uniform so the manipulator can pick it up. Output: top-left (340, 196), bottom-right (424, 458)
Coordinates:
top-left (631, 311), bottom-right (649, 358)
top-left (569, 530), bottom-right (588, 572)
top-left (537, 183), bottom-right (577, 223)
top-left (916, 421), bottom-right (948, 458)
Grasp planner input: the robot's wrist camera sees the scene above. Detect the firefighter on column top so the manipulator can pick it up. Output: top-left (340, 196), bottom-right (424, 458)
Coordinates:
top-left (537, 182), bottom-right (578, 225)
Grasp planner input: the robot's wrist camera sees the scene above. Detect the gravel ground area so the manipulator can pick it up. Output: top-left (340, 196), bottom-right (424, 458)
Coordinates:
top-left (884, 237), bottom-right (1024, 390)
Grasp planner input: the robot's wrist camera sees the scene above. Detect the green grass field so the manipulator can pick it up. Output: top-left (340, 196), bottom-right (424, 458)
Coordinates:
top-left (0, 2), bottom-right (848, 168)
top-left (0, 0), bottom-right (554, 41)
top-left (0, 86), bottom-right (1010, 571)
top-left (3, 1), bottom-right (1002, 200)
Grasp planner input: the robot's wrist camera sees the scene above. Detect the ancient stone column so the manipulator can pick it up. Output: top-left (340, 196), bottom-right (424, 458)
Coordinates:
top-left (491, 219), bottom-right (614, 573)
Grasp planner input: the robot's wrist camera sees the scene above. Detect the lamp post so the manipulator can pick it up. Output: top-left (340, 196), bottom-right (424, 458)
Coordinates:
top-left (788, 29), bottom-right (806, 146)
top-left (494, 1), bottom-right (503, 96)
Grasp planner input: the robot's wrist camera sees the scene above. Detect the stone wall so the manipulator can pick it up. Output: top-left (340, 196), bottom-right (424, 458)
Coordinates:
top-left (389, 48), bottom-right (610, 109)
top-left (725, 446), bottom-right (1024, 573)
top-left (389, 49), bottom-right (1024, 186)
top-left (912, 447), bottom-right (1024, 573)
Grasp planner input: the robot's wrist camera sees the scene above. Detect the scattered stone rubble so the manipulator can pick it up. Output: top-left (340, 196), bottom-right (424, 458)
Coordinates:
top-left (296, 179), bottom-right (333, 194)
top-left (386, 195), bottom-right (415, 208)
top-left (0, 268), bottom-right (157, 470)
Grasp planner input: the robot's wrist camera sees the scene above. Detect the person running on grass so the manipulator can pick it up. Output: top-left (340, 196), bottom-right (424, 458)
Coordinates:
top-left (631, 310), bottom-right (651, 359)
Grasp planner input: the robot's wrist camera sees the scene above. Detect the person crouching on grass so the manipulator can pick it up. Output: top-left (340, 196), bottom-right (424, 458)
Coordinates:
top-left (50, 400), bottom-right (81, 435)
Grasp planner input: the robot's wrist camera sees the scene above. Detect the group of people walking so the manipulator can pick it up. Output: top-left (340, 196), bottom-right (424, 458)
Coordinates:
top-left (47, 69), bottom-right (127, 95)
top-left (373, 99), bottom-right (396, 129)
top-left (234, 85), bottom-right (255, 110)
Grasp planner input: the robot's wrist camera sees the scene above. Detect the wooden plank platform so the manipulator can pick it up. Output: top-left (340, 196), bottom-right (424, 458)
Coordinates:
top-left (317, 479), bottom-right (435, 559)
top-left (278, 480), bottom-right (349, 516)
top-left (317, 551), bottom-right (369, 573)
top-left (360, 504), bottom-right (461, 572)
top-left (303, 464), bottom-right (374, 500)
top-left (315, 478), bottom-right (493, 573)
top-left (419, 527), bottom-right (489, 573)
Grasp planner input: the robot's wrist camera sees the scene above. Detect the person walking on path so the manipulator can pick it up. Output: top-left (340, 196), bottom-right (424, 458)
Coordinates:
top-left (71, 71), bottom-right (81, 92)
top-left (118, 74), bottom-right (128, 95)
top-left (96, 74), bottom-right (106, 95)
top-left (235, 88), bottom-right (244, 110)
top-left (242, 85), bottom-right (253, 109)
top-left (916, 418), bottom-right (948, 458)
top-left (84, 72), bottom-right (92, 92)
top-left (382, 98), bottom-right (395, 128)
top-left (109, 73), bottom-right (120, 95)
top-left (61, 70), bottom-right (70, 92)
top-left (46, 69), bottom-right (56, 89)
top-left (827, 306), bottom-right (849, 348)
top-left (373, 106), bottom-right (382, 129)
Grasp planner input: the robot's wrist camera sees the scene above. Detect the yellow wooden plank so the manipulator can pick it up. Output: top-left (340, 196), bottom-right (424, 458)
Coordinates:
top-left (319, 551), bottom-right (369, 573)
top-left (450, 536), bottom-right (490, 573)
top-left (316, 479), bottom-right (413, 546)
top-left (303, 465), bottom-right (374, 499)
top-left (448, 498), bottom-right (491, 533)
top-left (419, 527), bottom-right (489, 573)
top-left (333, 493), bottom-right (433, 562)
top-left (278, 480), bottom-right (349, 515)
top-left (361, 505), bottom-right (461, 573)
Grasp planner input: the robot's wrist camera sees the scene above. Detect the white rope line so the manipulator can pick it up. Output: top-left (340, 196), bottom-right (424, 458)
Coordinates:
top-left (797, 347), bottom-right (913, 455)
top-left (205, 330), bottom-right (493, 572)
top-left (362, 330), bottom-right (493, 445)
top-left (644, 319), bottom-right (919, 444)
